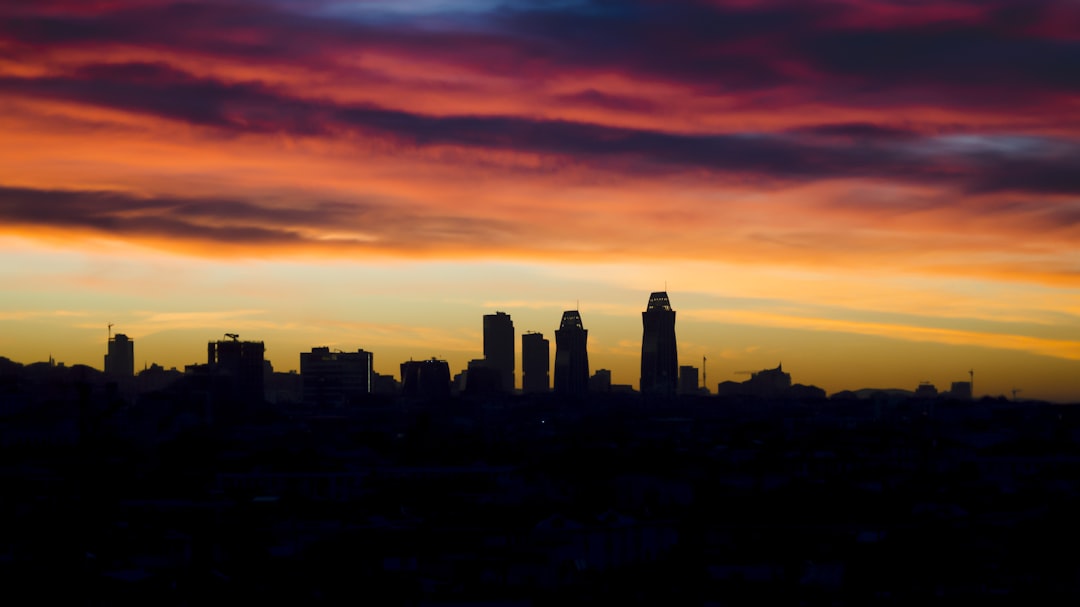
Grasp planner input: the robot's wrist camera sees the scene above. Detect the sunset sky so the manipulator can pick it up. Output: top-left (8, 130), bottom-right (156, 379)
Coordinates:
top-left (1, 0), bottom-right (1078, 401)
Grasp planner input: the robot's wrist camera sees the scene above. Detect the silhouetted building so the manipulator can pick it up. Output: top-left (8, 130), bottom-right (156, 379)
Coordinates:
top-left (746, 364), bottom-right (790, 397)
top-left (464, 358), bottom-right (502, 395)
top-left (135, 363), bottom-right (181, 393)
top-left (915, 382), bottom-right (938, 398)
top-left (483, 311), bottom-right (515, 392)
top-left (105, 333), bottom-right (134, 378)
top-left (950, 381), bottom-right (972, 400)
top-left (590, 368), bottom-right (612, 393)
top-left (640, 291), bottom-right (678, 396)
top-left (207, 332), bottom-right (264, 408)
top-left (554, 310), bottom-right (589, 396)
top-left (300, 347), bottom-right (373, 407)
top-left (678, 365), bottom-right (699, 395)
top-left (401, 358), bottom-right (451, 400)
top-left (522, 331), bottom-right (550, 394)
top-left (372, 372), bottom-right (399, 396)
top-left (716, 364), bottom-right (792, 399)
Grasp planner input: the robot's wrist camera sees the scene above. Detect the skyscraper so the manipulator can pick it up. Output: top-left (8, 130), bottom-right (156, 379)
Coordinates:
top-left (640, 291), bottom-right (678, 396)
top-left (483, 311), bottom-right (515, 392)
top-left (105, 332), bottom-right (134, 377)
top-left (554, 310), bottom-right (589, 396)
top-left (521, 331), bottom-right (550, 394)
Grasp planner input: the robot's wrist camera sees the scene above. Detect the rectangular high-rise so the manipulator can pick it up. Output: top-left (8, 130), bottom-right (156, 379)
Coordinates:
top-left (521, 331), bottom-right (550, 394)
top-left (105, 333), bottom-right (134, 377)
top-left (208, 334), bottom-right (265, 407)
top-left (483, 311), bottom-right (515, 392)
top-left (300, 347), bottom-right (373, 407)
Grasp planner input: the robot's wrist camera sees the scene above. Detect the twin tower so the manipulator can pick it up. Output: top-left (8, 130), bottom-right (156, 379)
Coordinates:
top-left (482, 291), bottom-right (678, 396)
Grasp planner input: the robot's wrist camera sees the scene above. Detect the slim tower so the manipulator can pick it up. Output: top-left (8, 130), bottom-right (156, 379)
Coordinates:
top-left (554, 310), bottom-right (589, 396)
top-left (483, 311), bottom-right (515, 392)
top-left (521, 331), bottom-right (550, 394)
top-left (640, 291), bottom-right (678, 396)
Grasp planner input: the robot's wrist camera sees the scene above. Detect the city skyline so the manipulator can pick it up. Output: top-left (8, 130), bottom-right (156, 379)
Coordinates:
top-left (0, 292), bottom-right (1067, 402)
top-left (1, 1), bottom-right (1078, 402)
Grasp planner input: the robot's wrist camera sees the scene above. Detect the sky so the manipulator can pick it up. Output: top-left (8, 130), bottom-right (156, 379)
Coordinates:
top-left (1, 0), bottom-right (1078, 401)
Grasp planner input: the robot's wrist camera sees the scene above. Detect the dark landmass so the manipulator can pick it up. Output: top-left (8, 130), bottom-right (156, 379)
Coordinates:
top-left (1, 356), bottom-right (1079, 605)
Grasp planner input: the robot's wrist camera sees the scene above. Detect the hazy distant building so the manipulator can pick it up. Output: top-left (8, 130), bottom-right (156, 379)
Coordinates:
top-left (300, 347), bottom-right (373, 407)
top-left (135, 362), bottom-right (181, 393)
top-left (105, 333), bottom-right (134, 378)
top-left (747, 364), bottom-right (791, 397)
top-left (483, 311), bottom-right (515, 392)
top-left (716, 364), bottom-right (792, 399)
top-left (678, 365), bottom-right (699, 395)
top-left (401, 358), bottom-right (451, 400)
top-left (950, 381), bottom-right (972, 400)
top-left (589, 368), bottom-right (612, 393)
top-left (640, 291), bottom-right (678, 396)
top-left (915, 382), bottom-right (939, 398)
top-left (521, 331), bottom-right (550, 394)
top-left (554, 310), bottom-right (589, 396)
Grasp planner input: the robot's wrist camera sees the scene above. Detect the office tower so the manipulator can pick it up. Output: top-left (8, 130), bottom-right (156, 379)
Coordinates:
top-left (400, 358), bottom-right (451, 400)
top-left (554, 310), bottom-right (589, 396)
top-left (208, 334), bottom-right (265, 407)
top-left (521, 331), bottom-right (550, 394)
top-left (483, 311), bottom-right (515, 392)
top-left (300, 347), bottom-right (373, 407)
top-left (105, 333), bottom-right (134, 377)
top-left (640, 291), bottom-right (678, 396)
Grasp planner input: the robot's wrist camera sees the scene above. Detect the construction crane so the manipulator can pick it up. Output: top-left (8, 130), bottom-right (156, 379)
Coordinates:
top-left (1012, 388), bottom-right (1022, 402)
top-left (107, 322), bottom-right (114, 341)
top-left (225, 333), bottom-right (239, 341)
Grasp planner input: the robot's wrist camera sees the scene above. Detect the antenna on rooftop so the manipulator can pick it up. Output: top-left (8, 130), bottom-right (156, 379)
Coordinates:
top-left (108, 322), bottom-right (114, 342)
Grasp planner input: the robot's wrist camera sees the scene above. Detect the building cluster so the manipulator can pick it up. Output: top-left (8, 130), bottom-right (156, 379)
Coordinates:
top-left (87, 289), bottom-right (989, 413)
top-left (93, 291), bottom-right (725, 409)
top-left (84, 290), bottom-right (979, 412)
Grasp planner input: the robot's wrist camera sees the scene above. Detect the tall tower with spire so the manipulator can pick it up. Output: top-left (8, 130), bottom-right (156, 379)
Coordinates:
top-left (640, 291), bottom-right (678, 396)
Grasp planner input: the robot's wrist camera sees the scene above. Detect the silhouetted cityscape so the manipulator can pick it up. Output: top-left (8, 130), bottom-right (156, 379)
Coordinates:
top-left (1, 290), bottom-right (1078, 604)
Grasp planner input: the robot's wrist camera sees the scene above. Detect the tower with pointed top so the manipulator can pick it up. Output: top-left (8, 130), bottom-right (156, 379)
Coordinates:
top-left (640, 291), bottom-right (678, 396)
top-left (554, 310), bottom-right (589, 396)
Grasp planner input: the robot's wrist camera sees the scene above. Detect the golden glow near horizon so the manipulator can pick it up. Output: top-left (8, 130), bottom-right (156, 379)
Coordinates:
top-left (1, 1), bottom-right (1078, 401)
